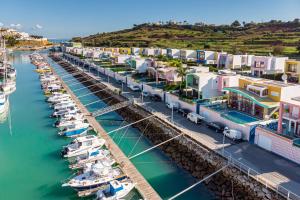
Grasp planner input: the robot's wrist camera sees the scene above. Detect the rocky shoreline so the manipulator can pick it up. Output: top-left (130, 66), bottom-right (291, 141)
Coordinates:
top-left (50, 54), bottom-right (285, 200)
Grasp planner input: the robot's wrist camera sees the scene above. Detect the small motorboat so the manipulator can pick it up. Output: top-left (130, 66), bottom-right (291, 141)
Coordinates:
top-left (58, 113), bottom-right (84, 121)
top-left (95, 179), bottom-right (135, 200)
top-left (62, 163), bottom-right (123, 191)
top-left (51, 107), bottom-right (79, 118)
top-left (69, 148), bottom-right (112, 170)
top-left (58, 122), bottom-right (89, 137)
top-left (0, 92), bottom-right (9, 114)
top-left (55, 118), bottom-right (85, 129)
top-left (61, 135), bottom-right (106, 158)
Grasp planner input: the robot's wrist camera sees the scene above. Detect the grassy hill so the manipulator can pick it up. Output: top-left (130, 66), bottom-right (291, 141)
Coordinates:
top-left (72, 19), bottom-right (300, 56)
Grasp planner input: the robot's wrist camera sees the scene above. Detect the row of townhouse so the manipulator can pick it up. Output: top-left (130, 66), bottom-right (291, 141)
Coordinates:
top-left (62, 44), bottom-right (300, 83)
top-left (62, 51), bottom-right (300, 164)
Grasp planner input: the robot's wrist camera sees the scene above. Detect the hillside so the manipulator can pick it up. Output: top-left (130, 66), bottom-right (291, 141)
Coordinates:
top-left (72, 19), bottom-right (300, 56)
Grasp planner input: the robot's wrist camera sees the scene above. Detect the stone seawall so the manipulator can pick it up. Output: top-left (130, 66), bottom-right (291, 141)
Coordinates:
top-left (51, 55), bottom-right (284, 200)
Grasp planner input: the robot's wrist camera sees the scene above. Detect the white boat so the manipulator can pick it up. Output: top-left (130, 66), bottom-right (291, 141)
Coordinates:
top-left (45, 84), bottom-right (62, 91)
top-left (58, 122), bottom-right (90, 137)
top-left (7, 67), bottom-right (16, 79)
top-left (62, 163), bottom-right (123, 191)
top-left (69, 148), bottom-right (112, 170)
top-left (48, 96), bottom-right (72, 104)
top-left (47, 93), bottom-right (70, 101)
top-left (61, 135), bottom-right (106, 158)
top-left (51, 108), bottom-right (79, 118)
top-left (54, 102), bottom-right (76, 110)
top-left (59, 113), bottom-right (84, 121)
top-left (55, 119), bottom-right (85, 129)
top-left (0, 92), bottom-right (8, 115)
top-left (95, 179), bottom-right (135, 200)
top-left (2, 81), bottom-right (16, 95)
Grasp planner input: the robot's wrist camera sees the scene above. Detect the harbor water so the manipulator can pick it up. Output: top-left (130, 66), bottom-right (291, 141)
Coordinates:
top-left (0, 51), bottom-right (214, 199)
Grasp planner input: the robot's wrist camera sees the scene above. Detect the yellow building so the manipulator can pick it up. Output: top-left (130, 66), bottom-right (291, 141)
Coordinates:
top-left (285, 59), bottom-right (300, 83)
top-left (119, 48), bottom-right (131, 55)
top-left (224, 77), bottom-right (300, 119)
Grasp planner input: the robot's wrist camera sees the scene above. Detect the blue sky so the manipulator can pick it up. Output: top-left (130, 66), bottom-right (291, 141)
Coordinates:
top-left (0, 0), bottom-right (299, 39)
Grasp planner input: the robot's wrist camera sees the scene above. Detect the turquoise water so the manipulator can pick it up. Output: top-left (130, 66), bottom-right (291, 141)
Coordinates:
top-left (222, 111), bottom-right (258, 124)
top-left (0, 51), bottom-right (214, 200)
top-left (0, 51), bottom-right (76, 200)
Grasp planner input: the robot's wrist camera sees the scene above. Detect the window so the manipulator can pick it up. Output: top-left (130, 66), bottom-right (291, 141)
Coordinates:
top-left (262, 89), bottom-right (268, 96)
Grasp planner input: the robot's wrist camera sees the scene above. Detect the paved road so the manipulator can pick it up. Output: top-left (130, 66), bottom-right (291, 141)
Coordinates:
top-left (78, 64), bottom-right (300, 197)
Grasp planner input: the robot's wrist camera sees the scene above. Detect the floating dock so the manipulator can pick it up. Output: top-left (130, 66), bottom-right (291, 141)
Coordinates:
top-left (51, 64), bottom-right (161, 199)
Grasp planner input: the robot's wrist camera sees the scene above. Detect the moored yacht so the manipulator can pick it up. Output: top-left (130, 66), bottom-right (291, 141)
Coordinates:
top-left (58, 122), bottom-right (89, 137)
top-left (95, 179), bottom-right (135, 200)
top-left (69, 148), bottom-right (112, 170)
top-left (62, 163), bottom-right (123, 191)
top-left (0, 92), bottom-right (9, 114)
top-left (55, 118), bottom-right (85, 129)
top-left (61, 135), bottom-right (106, 158)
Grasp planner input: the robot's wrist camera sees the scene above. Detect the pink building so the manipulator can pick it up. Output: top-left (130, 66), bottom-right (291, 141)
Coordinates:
top-left (217, 72), bottom-right (240, 92)
top-left (278, 97), bottom-right (300, 137)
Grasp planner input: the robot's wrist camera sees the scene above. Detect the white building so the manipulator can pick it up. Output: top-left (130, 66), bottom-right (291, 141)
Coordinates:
top-left (167, 48), bottom-right (181, 59)
top-left (225, 55), bottom-right (242, 69)
top-left (131, 47), bottom-right (140, 55)
top-left (186, 72), bottom-right (219, 99)
top-left (180, 50), bottom-right (197, 61)
top-left (142, 48), bottom-right (155, 56)
top-left (251, 56), bottom-right (288, 77)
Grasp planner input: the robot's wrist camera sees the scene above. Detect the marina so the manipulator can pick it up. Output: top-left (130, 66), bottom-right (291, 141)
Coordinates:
top-left (2, 1), bottom-right (300, 198)
top-left (0, 50), bottom-right (214, 200)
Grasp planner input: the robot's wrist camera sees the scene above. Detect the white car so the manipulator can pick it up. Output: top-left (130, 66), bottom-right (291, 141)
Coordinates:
top-left (187, 112), bottom-right (204, 124)
top-left (129, 85), bottom-right (140, 91)
top-left (166, 102), bottom-right (179, 110)
top-left (223, 128), bottom-right (242, 141)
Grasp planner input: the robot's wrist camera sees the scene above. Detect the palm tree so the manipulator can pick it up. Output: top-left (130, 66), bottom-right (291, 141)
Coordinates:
top-left (175, 63), bottom-right (187, 91)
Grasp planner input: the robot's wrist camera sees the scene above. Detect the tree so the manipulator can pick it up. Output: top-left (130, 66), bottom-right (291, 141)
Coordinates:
top-left (5, 36), bottom-right (19, 47)
top-left (272, 46), bottom-right (284, 55)
top-left (297, 40), bottom-right (300, 54)
top-left (204, 43), bottom-right (210, 49)
top-left (231, 20), bottom-right (241, 27)
top-left (297, 45), bottom-right (300, 54)
top-left (175, 63), bottom-right (187, 91)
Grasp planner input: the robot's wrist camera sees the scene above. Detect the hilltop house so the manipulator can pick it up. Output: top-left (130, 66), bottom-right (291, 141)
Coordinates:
top-left (142, 48), bottom-right (155, 56)
top-left (251, 56), bottom-right (288, 77)
top-left (180, 50), bottom-right (197, 61)
top-left (285, 59), bottom-right (300, 83)
top-left (167, 48), bottom-right (181, 59)
top-left (154, 48), bottom-right (167, 56)
top-left (196, 50), bottom-right (216, 64)
top-left (131, 47), bottom-right (140, 56)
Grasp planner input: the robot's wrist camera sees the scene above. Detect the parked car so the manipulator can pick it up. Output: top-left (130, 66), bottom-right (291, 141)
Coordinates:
top-left (166, 102), bottom-right (179, 110)
top-left (150, 94), bottom-right (162, 102)
top-left (129, 85), bottom-right (140, 91)
top-left (187, 112), bottom-right (205, 124)
top-left (178, 108), bottom-right (191, 117)
top-left (206, 121), bottom-right (226, 133)
top-left (142, 91), bottom-right (150, 97)
top-left (223, 128), bottom-right (242, 141)
top-left (117, 80), bottom-right (124, 85)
